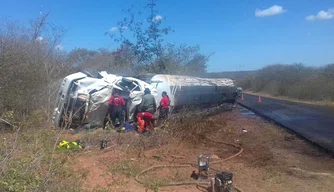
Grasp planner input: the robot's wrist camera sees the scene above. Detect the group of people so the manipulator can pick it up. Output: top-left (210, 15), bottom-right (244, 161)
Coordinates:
top-left (107, 88), bottom-right (169, 133)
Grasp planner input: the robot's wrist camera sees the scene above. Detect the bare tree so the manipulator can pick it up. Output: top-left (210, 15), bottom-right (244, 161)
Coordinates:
top-left (0, 13), bottom-right (67, 117)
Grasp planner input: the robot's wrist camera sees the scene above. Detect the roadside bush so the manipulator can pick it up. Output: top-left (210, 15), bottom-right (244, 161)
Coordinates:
top-left (0, 15), bottom-right (70, 117)
top-left (20, 109), bottom-right (49, 130)
top-left (238, 63), bottom-right (334, 101)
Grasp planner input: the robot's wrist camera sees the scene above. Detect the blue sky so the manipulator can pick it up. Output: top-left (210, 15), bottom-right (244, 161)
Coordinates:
top-left (1, 0), bottom-right (334, 72)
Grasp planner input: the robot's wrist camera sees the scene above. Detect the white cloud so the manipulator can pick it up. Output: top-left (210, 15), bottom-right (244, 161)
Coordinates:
top-left (110, 27), bottom-right (118, 32)
top-left (36, 36), bottom-right (43, 41)
top-left (35, 36), bottom-right (48, 44)
top-left (55, 44), bottom-right (63, 51)
top-left (152, 15), bottom-right (163, 22)
top-left (306, 9), bottom-right (334, 21)
top-left (120, 26), bottom-right (128, 30)
top-left (255, 5), bottom-right (286, 17)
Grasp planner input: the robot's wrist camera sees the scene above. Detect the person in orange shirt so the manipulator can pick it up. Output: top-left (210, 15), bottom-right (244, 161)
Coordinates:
top-left (136, 112), bottom-right (155, 133)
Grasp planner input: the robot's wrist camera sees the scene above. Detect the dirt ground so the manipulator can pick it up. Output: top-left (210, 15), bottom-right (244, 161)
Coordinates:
top-left (64, 106), bottom-right (334, 192)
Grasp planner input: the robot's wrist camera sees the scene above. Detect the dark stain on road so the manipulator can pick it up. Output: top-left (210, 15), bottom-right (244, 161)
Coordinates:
top-left (238, 93), bottom-right (334, 152)
top-left (239, 106), bottom-right (260, 119)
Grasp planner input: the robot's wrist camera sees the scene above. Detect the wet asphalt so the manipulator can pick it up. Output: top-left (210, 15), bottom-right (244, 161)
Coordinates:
top-left (237, 93), bottom-right (334, 152)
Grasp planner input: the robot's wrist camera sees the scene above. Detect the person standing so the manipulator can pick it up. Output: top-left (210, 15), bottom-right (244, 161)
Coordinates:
top-left (137, 88), bottom-right (157, 132)
top-left (108, 90), bottom-right (126, 127)
top-left (138, 88), bottom-right (156, 114)
top-left (158, 91), bottom-right (170, 123)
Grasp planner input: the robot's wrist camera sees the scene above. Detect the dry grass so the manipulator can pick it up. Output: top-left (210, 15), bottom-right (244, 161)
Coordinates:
top-left (1, 106), bottom-right (333, 192)
top-left (59, 106), bottom-right (334, 192)
top-left (0, 113), bottom-right (84, 192)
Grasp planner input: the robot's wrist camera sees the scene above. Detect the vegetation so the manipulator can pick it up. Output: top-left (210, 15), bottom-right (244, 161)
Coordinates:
top-left (0, 13), bottom-right (69, 115)
top-left (108, 159), bottom-right (140, 178)
top-left (237, 63), bottom-right (334, 101)
top-left (105, 0), bottom-right (209, 75)
top-left (0, 0), bottom-right (208, 116)
top-left (0, 1), bottom-right (210, 191)
top-left (0, 114), bottom-right (84, 191)
top-left (1, 0), bottom-right (333, 191)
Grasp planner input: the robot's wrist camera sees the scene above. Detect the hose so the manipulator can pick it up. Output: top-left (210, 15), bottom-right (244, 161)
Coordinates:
top-left (206, 137), bottom-right (244, 165)
top-left (134, 136), bottom-right (245, 192)
top-left (135, 164), bottom-right (209, 186)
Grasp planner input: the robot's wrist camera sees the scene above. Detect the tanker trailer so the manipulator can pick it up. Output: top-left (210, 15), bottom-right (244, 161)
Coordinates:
top-left (150, 74), bottom-right (236, 112)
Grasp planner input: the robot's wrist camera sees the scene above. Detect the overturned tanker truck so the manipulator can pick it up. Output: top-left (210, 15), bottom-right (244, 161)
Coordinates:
top-left (52, 72), bottom-right (237, 129)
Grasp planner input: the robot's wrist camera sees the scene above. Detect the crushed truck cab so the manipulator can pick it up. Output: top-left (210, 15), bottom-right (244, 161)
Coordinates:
top-left (52, 71), bottom-right (157, 129)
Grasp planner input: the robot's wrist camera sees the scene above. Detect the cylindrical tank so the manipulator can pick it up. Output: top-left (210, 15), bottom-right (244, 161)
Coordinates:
top-left (150, 74), bottom-right (236, 109)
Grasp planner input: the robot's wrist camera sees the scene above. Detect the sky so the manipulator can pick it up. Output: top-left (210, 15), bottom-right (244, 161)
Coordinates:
top-left (0, 0), bottom-right (333, 72)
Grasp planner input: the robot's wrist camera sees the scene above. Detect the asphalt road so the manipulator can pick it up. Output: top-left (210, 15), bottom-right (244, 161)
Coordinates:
top-left (237, 93), bottom-right (334, 152)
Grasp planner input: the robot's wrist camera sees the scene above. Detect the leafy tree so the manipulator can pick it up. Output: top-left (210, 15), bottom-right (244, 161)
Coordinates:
top-left (106, 0), bottom-right (172, 66)
top-left (152, 44), bottom-right (209, 75)
top-left (105, 0), bottom-right (209, 75)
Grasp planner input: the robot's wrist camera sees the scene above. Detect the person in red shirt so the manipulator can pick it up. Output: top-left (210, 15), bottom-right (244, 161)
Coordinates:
top-left (136, 112), bottom-right (155, 133)
top-left (158, 91), bottom-right (170, 123)
top-left (108, 90), bottom-right (126, 127)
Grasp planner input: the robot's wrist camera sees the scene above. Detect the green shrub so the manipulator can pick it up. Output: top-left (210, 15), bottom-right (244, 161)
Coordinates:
top-left (0, 168), bottom-right (41, 192)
